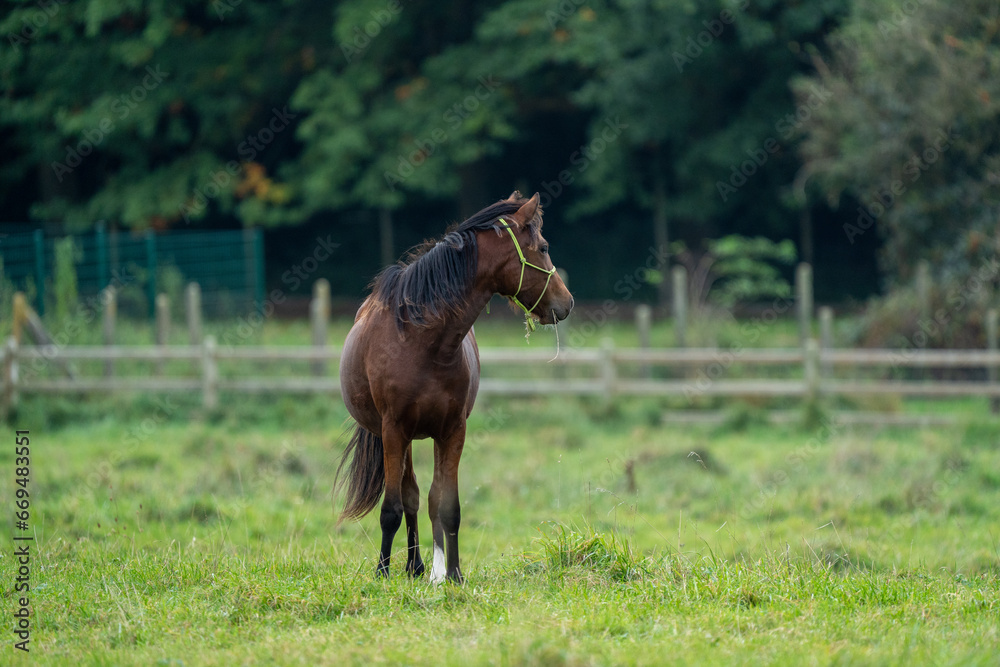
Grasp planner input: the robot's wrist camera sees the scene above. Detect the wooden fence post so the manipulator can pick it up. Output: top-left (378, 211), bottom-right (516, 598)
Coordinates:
top-left (600, 338), bottom-right (617, 398)
top-left (202, 335), bottom-right (218, 411)
top-left (145, 231), bottom-right (157, 320)
top-left (155, 293), bottom-right (170, 376)
top-left (2, 337), bottom-right (16, 422)
top-left (311, 279), bottom-right (330, 376)
top-left (186, 282), bottom-right (202, 375)
top-left (186, 283), bottom-right (202, 345)
top-left (988, 308), bottom-right (998, 414)
top-left (819, 306), bottom-right (833, 380)
top-left (916, 260), bottom-right (931, 323)
top-left (102, 286), bottom-right (116, 377)
top-left (636, 303), bottom-right (652, 378)
top-left (96, 223), bottom-right (109, 290)
top-left (804, 338), bottom-right (820, 403)
top-left (671, 265), bottom-right (687, 348)
top-left (33, 230), bottom-right (46, 316)
top-left (796, 263), bottom-right (813, 346)
top-left (12, 292), bottom-right (26, 344)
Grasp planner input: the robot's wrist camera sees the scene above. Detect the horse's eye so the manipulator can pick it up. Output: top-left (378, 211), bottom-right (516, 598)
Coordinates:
top-left (540, 244), bottom-right (549, 254)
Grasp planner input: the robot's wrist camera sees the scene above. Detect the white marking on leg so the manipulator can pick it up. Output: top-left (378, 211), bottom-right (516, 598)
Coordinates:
top-left (429, 544), bottom-right (446, 584)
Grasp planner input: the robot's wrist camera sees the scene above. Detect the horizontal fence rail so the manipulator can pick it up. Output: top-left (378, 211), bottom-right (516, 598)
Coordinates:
top-left (12, 345), bottom-right (1000, 366)
top-left (3, 338), bottom-right (1000, 420)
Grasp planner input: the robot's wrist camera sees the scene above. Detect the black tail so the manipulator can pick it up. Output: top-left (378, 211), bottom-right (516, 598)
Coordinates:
top-left (333, 423), bottom-right (385, 522)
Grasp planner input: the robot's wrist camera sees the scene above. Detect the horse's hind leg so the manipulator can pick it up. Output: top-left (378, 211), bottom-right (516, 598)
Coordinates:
top-left (428, 426), bottom-right (465, 584)
top-left (402, 446), bottom-right (425, 577)
top-left (377, 425), bottom-right (407, 578)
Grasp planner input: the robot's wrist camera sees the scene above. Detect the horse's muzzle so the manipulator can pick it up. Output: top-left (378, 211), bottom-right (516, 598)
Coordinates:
top-left (544, 296), bottom-right (574, 324)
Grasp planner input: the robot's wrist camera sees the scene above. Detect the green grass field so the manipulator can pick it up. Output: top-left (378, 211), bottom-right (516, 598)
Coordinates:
top-left (3, 391), bottom-right (998, 665)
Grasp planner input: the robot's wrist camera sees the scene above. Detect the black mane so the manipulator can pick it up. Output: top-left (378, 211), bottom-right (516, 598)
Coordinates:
top-left (371, 194), bottom-right (542, 329)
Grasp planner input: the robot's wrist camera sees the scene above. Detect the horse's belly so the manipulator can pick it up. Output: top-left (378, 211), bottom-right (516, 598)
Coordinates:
top-left (462, 329), bottom-right (480, 417)
top-left (340, 319), bottom-right (482, 440)
top-left (339, 322), bottom-right (382, 434)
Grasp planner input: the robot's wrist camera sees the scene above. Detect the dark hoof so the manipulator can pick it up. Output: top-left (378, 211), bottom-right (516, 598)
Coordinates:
top-left (375, 563), bottom-right (390, 579)
top-left (447, 570), bottom-right (464, 585)
top-left (407, 559), bottom-right (426, 578)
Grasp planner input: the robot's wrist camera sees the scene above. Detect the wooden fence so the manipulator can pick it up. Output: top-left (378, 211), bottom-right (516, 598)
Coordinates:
top-left (3, 266), bottom-right (1000, 423)
top-left (4, 336), bottom-right (1000, 421)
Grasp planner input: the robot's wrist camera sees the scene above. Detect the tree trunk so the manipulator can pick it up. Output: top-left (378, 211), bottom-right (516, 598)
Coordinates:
top-left (458, 160), bottom-right (491, 219)
top-left (653, 171), bottom-right (670, 308)
top-left (799, 208), bottom-right (814, 267)
top-left (379, 208), bottom-right (395, 267)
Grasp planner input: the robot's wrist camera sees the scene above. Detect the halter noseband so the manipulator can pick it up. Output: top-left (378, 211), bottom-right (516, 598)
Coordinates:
top-left (498, 217), bottom-right (556, 332)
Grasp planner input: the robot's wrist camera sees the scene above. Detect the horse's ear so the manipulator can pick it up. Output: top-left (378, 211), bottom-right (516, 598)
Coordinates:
top-left (510, 192), bottom-right (540, 227)
top-left (506, 190), bottom-right (521, 201)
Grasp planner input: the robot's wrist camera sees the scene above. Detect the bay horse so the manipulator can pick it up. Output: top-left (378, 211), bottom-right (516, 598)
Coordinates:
top-left (336, 192), bottom-right (574, 584)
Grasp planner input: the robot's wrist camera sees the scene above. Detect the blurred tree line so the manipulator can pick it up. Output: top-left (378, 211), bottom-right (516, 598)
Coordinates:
top-left (1, 0), bottom-right (996, 303)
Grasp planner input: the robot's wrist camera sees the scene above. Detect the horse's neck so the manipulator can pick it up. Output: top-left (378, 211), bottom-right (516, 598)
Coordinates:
top-left (421, 286), bottom-right (491, 361)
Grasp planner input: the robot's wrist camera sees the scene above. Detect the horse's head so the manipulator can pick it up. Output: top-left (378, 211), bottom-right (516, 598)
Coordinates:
top-left (486, 192), bottom-right (574, 326)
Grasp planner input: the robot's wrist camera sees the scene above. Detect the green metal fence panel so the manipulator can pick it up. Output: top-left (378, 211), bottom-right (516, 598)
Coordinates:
top-left (33, 230), bottom-right (45, 316)
top-left (253, 228), bottom-right (265, 309)
top-left (145, 231), bottom-right (157, 320)
top-left (0, 226), bottom-right (265, 320)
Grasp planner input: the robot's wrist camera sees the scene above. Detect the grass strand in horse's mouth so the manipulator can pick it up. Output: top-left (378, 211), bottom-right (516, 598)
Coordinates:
top-left (548, 309), bottom-right (561, 362)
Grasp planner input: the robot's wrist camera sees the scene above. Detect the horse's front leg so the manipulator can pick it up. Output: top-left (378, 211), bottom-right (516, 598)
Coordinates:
top-left (377, 424), bottom-right (407, 578)
top-left (402, 446), bottom-right (425, 577)
top-left (429, 425), bottom-right (466, 584)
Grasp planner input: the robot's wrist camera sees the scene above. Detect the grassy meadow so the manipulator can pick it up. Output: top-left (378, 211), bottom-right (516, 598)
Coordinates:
top-left (1, 313), bottom-right (998, 665)
top-left (2, 388), bottom-right (999, 665)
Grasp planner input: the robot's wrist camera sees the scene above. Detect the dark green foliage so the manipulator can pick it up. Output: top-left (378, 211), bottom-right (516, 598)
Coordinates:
top-left (4, 0), bottom-right (995, 306)
top-left (850, 275), bottom-right (994, 349)
top-left (797, 0), bottom-right (1000, 287)
top-left (673, 235), bottom-right (797, 312)
top-left (1, 0), bottom-right (857, 302)
top-left (0, 0), bottom-right (332, 227)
